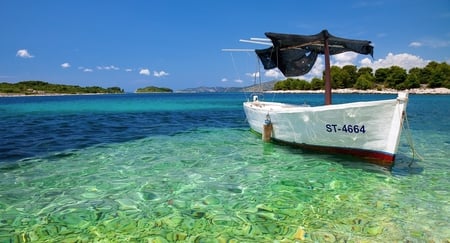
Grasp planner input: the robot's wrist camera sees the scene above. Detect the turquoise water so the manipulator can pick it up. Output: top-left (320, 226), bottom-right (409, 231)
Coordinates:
top-left (0, 93), bottom-right (448, 242)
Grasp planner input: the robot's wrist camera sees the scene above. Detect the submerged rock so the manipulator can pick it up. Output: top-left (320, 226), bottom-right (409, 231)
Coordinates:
top-left (142, 191), bottom-right (159, 201)
top-left (202, 195), bottom-right (221, 205)
top-left (310, 231), bottom-right (336, 242)
top-left (115, 198), bottom-right (139, 210)
top-left (166, 232), bottom-right (187, 241)
top-left (365, 224), bottom-right (384, 236)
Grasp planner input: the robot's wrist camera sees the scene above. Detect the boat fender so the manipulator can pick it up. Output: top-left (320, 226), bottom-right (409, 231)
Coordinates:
top-left (264, 114), bottom-right (271, 125)
top-left (263, 114), bottom-right (272, 142)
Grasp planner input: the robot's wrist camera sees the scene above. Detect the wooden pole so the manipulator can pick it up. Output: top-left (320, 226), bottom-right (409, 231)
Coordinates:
top-left (323, 31), bottom-right (332, 105)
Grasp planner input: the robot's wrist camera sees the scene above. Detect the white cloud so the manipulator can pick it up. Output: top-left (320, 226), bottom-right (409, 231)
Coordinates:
top-left (246, 72), bottom-right (260, 78)
top-left (234, 79), bottom-right (243, 83)
top-left (360, 52), bottom-right (429, 70)
top-left (61, 62), bottom-right (70, 68)
top-left (16, 49), bottom-right (34, 58)
top-left (264, 69), bottom-right (283, 79)
top-left (309, 57), bottom-right (324, 76)
top-left (97, 65), bottom-right (119, 70)
top-left (332, 52), bottom-right (358, 67)
top-left (409, 38), bottom-right (450, 48)
top-left (139, 68), bottom-right (150, 76)
top-left (221, 78), bottom-right (228, 82)
top-left (153, 70), bottom-right (169, 77)
top-left (409, 42), bottom-right (422, 48)
top-left (125, 68), bottom-right (133, 72)
top-left (83, 68), bottom-right (93, 72)
top-left (360, 58), bottom-right (373, 66)
top-left (422, 38), bottom-right (450, 48)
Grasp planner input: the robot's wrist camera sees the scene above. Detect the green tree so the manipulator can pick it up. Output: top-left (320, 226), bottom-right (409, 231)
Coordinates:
top-left (385, 66), bottom-right (407, 89)
top-left (310, 77), bottom-right (324, 90)
top-left (427, 62), bottom-right (450, 88)
top-left (300, 80), bottom-right (311, 90)
top-left (374, 68), bottom-right (389, 84)
top-left (286, 78), bottom-right (296, 90)
top-left (400, 67), bottom-right (421, 89)
top-left (136, 86), bottom-right (173, 93)
top-left (0, 80), bottom-right (125, 94)
top-left (274, 81), bottom-right (286, 90)
top-left (354, 73), bottom-right (375, 90)
top-left (329, 66), bottom-right (348, 89)
top-left (420, 62), bottom-right (435, 85)
top-left (274, 78), bottom-right (312, 90)
top-left (342, 65), bottom-right (358, 88)
top-left (357, 67), bottom-right (373, 77)
top-left (106, 87), bottom-right (124, 93)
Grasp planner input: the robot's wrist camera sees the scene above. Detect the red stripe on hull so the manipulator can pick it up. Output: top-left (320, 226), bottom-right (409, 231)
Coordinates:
top-left (272, 138), bottom-right (396, 167)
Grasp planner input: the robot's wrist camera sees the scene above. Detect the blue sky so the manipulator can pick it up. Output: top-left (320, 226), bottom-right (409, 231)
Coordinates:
top-left (1, 0), bottom-right (449, 92)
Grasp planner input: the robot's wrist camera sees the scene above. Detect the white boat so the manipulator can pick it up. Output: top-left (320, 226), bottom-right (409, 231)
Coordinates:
top-left (240, 30), bottom-right (409, 165)
top-left (244, 92), bottom-right (408, 165)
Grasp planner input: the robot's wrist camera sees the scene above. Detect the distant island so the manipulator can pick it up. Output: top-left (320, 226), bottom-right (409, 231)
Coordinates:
top-left (177, 81), bottom-right (277, 93)
top-left (135, 86), bottom-right (173, 93)
top-left (0, 81), bottom-right (124, 95)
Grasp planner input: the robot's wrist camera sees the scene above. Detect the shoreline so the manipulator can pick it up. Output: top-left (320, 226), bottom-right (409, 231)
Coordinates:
top-left (1, 88), bottom-right (450, 97)
top-left (0, 92), bottom-right (123, 98)
top-left (265, 87), bottom-right (450, 95)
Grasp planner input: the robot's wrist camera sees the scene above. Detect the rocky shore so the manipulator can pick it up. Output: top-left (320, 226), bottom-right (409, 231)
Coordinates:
top-left (266, 87), bottom-right (450, 94)
top-left (0, 92), bottom-right (118, 97)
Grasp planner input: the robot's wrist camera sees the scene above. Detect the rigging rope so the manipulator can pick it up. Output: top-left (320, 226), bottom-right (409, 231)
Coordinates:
top-left (229, 52), bottom-right (250, 101)
top-left (229, 52), bottom-right (241, 83)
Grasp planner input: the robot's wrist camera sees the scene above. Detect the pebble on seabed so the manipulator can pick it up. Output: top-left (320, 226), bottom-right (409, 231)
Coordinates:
top-left (294, 226), bottom-right (305, 240)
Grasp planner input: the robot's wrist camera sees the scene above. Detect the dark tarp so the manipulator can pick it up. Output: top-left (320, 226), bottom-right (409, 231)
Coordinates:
top-left (255, 30), bottom-right (373, 77)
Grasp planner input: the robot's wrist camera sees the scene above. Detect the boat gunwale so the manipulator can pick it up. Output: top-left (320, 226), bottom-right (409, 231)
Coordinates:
top-left (243, 97), bottom-right (401, 113)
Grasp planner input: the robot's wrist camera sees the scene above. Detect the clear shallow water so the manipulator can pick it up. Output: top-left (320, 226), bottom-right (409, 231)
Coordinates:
top-left (0, 93), bottom-right (448, 242)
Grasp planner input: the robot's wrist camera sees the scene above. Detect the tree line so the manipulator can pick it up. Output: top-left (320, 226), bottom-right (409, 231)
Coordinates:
top-left (135, 86), bottom-right (173, 93)
top-left (0, 81), bottom-right (124, 94)
top-left (274, 61), bottom-right (450, 91)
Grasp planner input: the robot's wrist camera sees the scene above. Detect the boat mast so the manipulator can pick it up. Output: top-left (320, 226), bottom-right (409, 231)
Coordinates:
top-left (323, 30), bottom-right (332, 105)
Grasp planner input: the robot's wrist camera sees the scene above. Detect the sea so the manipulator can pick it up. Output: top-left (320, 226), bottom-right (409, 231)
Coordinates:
top-left (0, 92), bottom-right (448, 242)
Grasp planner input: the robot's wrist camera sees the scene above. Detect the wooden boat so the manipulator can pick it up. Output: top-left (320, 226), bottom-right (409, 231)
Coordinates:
top-left (241, 30), bottom-right (408, 165)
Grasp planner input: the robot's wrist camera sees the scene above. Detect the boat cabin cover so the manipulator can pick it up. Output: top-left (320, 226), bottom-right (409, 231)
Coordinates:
top-left (255, 30), bottom-right (374, 77)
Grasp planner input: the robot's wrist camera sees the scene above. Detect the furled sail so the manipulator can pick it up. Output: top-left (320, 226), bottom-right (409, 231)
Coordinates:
top-left (255, 30), bottom-right (373, 77)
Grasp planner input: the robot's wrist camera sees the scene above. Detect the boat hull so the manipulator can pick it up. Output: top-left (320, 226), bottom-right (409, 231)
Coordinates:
top-left (243, 92), bottom-right (408, 166)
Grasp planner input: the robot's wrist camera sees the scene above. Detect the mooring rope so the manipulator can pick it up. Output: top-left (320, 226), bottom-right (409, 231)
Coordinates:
top-left (403, 111), bottom-right (423, 166)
